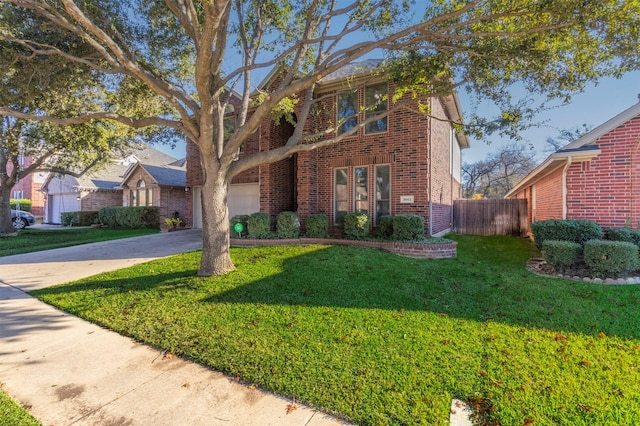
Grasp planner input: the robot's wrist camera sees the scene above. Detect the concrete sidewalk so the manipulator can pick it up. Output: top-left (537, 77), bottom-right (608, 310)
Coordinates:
top-left (0, 230), bottom-right (345, 425)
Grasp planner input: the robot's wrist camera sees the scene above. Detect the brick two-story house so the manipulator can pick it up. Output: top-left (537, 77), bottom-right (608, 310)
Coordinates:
top-left (186, 61), bottom-right (469, 236)
top-left (506, 101), bottom-right (640, 228)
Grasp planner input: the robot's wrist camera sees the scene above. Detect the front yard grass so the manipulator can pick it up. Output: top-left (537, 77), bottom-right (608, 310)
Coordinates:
top-left (0, 228), bottom-right (158, 257)
top-left (31, 235), bottom-right (640, 425)
top-left (0, 385), bottom-right (39, 426)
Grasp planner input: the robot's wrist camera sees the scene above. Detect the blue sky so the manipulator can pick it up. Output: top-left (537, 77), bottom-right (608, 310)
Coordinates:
top-left (459, 70), bottom-right (640, 163)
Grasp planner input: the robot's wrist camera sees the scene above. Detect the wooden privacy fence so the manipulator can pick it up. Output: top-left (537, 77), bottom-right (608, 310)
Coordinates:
top-left (453, 199), bottom-right (529, 236)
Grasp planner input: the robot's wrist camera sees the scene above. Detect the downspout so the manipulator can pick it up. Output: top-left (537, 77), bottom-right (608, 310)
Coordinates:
top-left (428, 98), bottom-right (433, 236)
top-left (562, 156), bottom-right (573, 220)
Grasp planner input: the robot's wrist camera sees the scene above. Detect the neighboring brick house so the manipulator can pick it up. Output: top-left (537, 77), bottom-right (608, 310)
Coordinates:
top-left (120, 160), bottom-right (187, 224)
top-left (8, 156), bottom-right (47, 217)
top-left (506, 102), bottom-right (640, 228)
top-left (41, 146), bottom-right (181, 224)
top-left (186, 61), bottom-right (469, 236)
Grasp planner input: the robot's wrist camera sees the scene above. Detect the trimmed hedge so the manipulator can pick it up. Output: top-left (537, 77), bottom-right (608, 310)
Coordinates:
top-left (10, 199), bottom-right (32, 212)
top-left (230, 215), bottom-right (249, 237)
top-left (305, 214), bottom-right (329, 238)
top-left (375, 215), bottom-right (394, 239)
top-left (584, 240), bottom-right (639, 278)
top-left (392, 214), bottom-right (425, 241)
top-left (277, 211), bottom-right (300, 239)
top-left (541, 240), bottom-right (581, 273)
top-left (603, 227), bottom-right (640, 246)
top-left (98, 206), bottom-right (160, 228)
top-left (247, 212), bottom-right (272, 239)
top-left (531, 219), bottom-right (603, 249)
top-left (343, 212), bottom-right (370, 240)
top-left (61, 211), bottom-right (99, 227)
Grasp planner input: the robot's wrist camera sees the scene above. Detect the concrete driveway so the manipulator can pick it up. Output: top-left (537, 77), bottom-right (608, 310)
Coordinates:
top-left (0, 230), bottom-right (345, 426)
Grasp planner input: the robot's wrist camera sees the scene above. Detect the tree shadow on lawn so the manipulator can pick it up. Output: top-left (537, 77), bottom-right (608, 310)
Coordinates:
top-left (203, 243), bottom-right (640, 340)
top-left (30, 240), bottom-right (640, 341)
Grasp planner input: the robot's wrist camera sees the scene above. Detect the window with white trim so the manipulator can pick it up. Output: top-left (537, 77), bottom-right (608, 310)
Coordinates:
top-left (375, 165), bottom-right (390, 221)
top-left (364, 83), bottom-right (388, 134)
top-left (334, 168), bottom-right (349, 222)
top-left (337, 91), bottom-right (358, 135)
top-left (354, 167), bottom-right (368, 213)
top-left (132, 179), bottom-right (152, 207)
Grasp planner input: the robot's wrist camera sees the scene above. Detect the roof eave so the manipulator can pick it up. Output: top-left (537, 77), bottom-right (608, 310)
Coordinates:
top-left (505, 148), bottom-right (601, 198)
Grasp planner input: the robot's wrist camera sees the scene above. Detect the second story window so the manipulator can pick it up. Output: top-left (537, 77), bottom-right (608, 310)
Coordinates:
top-left (337, 90), bottom-right (358, 135)
top-left (364, 83), bottom-right (388, 134)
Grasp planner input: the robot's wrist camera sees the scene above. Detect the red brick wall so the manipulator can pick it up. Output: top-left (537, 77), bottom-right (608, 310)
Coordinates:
top-left (531, 167), bottom-right (563, 222)
top-left (8, 157), bottom-right (46, 216)
top-left (80, 190), bottom-right (122, 212)
top-left (124, 167), bottom-right (187, 223)
top-left (565, 116), bottom-right (640, 228)
top-left (186, 82), bottom-right (464, 234)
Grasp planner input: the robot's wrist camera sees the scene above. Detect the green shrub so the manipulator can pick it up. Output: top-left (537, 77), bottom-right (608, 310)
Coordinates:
top-left (10, 199), bottom-right (32, 212)
top-left (541, 240), bottom-right (581, 273)
top-left (247, 212), bottom-right (272, 239)
top-left (375, 215), bottom-right (394, 239)
top-left (230, 215), bottom-right (249, 237)
top-left (60, 211), bottom-right (99, 227)
top-left (343, 212), bottom-right (370, 240)
top-left (277, 211), bottom-right (300, 239)
top-left (305, 214), bottom-right (329, 238)
top-left (392, 214), bottom-right (425, 241)
top-left (335, 211), bottom-right (347, 236)
top-left (98, 206), bottom-right (159, 229)
top-left (584, 240), bottom-right (639, 278)
top-left (604, 227), bottom-right (640, 246)
top-left (531, 219), bottom-right (603, 250)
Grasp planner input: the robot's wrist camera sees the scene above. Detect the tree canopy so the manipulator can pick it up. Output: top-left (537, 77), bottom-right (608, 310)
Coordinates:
top-left (1, 0), bottom-right (639, 273)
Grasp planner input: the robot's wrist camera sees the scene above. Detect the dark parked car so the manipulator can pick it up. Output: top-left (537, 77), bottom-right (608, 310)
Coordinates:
top-left (11, 209), bottom-right (36, 229)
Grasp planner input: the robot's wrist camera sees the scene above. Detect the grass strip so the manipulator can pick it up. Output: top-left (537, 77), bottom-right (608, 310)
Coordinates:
top-left (0, 228), bottom-right (158, 257)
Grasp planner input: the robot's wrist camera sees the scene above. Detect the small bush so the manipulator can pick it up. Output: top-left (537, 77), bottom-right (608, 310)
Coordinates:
top-left (98, 206), bottom-right (159, 228)
top-left (10, 198), bottom-right (32, 212)
top-left (393, 214), bottom-right (425, 241)
top-left (584, 240), bottom-right (639, 278)
top-left (61, 211), bottom-right (99, 227)
top-left (375, 215), bottom-right (394, 239)
top-left (247, 212), bottom-right (272, 239)
top-left (531, 219), bottom-right (603, 250)
top-left (277, 211), bottom-right (300, 239)
top-left (230, 215), bottom-right (249, 237)
top-left (305, 214), bottom-right (329, 238)
top-left (541, 240), bottom-right (581, 273)
top-left (343, 212), bottom-right (370, 240)
top-left (335, 212), bottom-right (347, 236)
top-left (604, 227), bottom-right (640, 246)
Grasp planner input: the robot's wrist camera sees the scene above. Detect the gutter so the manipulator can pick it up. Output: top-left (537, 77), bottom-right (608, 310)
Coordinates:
top-left (561, 156), bottom-right (573, 220)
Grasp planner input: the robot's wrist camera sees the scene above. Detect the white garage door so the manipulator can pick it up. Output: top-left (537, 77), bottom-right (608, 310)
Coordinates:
top-left (48, 194), bottom-right (81, 224)
top-left (192, 183), bottom-right (260, 229)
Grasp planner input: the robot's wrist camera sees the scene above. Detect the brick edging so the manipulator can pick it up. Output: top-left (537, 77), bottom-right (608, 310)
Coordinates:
top-left (230, 237), bottom-right (457, 259)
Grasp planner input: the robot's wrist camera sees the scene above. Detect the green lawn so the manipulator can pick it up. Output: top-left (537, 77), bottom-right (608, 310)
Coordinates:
top-left (0, 386), bottom-right (39, 426)
top-left (0, 228), bottom-right (159, 257)
top-left (31, 235), bottom-right (640, 425)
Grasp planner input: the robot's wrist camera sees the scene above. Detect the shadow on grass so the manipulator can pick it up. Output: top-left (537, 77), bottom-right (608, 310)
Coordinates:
top-left (32, 237), bottom-right (640, 341)
top-left (202, 242), bottom-right (640, 340)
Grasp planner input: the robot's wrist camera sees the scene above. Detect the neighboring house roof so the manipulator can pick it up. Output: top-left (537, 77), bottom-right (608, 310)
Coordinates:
top-left (42, 145), bottom-right (179, 193)
top-left (505, 102), bottom-right (640, 198)
top-left (121, 162), bottom-right (186, 188)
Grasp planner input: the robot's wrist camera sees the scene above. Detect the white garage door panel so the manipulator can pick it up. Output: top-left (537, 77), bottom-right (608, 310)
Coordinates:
top-left (228, 184), bottom-right (260, 218)
top-left (48, 194), bottom-right (81, 224)
top-left (192, 184), bottom-right (259, 229)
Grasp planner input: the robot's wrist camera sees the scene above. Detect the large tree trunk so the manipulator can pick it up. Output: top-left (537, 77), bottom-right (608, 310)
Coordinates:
top-left (198, 156), bottom-right (234, 276)
top-left (0, 184), bottom-right (16, 236)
